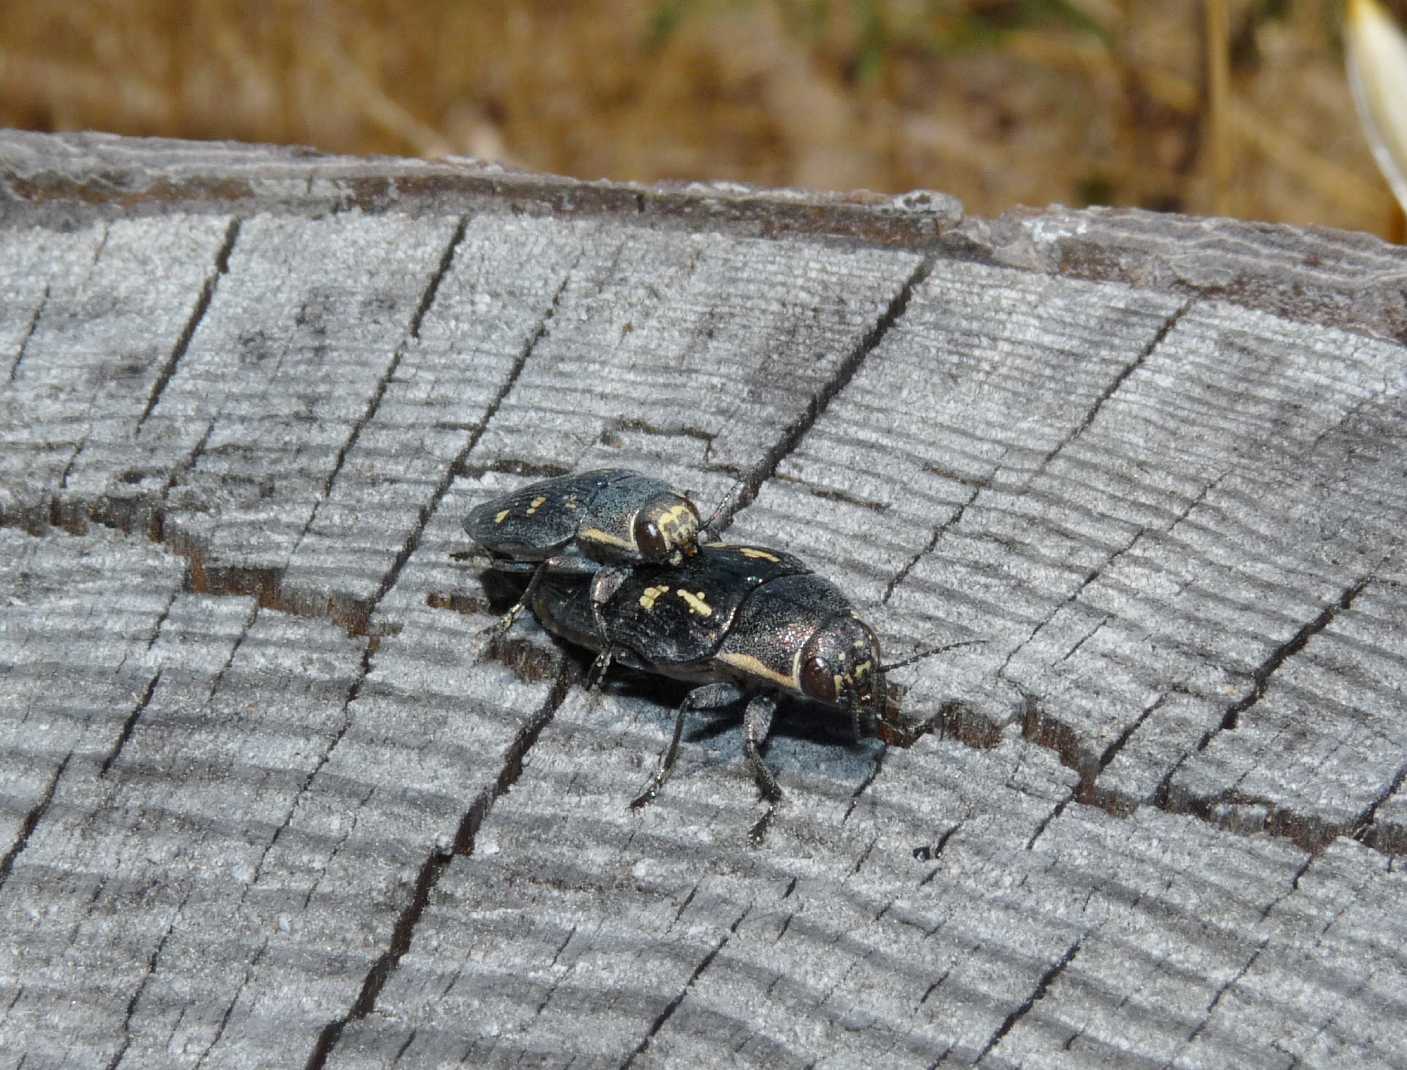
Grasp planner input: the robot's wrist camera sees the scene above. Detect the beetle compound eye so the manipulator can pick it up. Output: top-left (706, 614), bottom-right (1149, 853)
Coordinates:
top-left (633, 514), bottom-right (668, 559)
top-left (799, 653), bottom-right (838, 705)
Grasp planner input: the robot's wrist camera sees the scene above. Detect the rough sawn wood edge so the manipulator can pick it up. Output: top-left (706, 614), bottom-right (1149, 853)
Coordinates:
top-left (2, 128), bottom-right (1404, 345)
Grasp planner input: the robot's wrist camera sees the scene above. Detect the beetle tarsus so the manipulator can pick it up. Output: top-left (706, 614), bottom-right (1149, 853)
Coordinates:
top-left (630, 682), bottom-right (740, 810)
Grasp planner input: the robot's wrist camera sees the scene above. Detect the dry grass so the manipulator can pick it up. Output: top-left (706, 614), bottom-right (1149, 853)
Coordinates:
top-left (0, 0), bottom-right (1400, 238)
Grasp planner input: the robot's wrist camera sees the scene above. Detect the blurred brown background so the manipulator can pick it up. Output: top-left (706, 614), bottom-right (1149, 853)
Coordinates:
top-left (0, 0), bottom-right (1400, 239)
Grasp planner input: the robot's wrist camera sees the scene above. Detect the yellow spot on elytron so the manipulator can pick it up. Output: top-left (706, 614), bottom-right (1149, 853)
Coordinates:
top-left (527, 496), bottom-right (547, 514)
top-left (494, 509), bottom-right (510, 524)
top-left (738, 548), bottom-right (780, 562)
top-left (717, 652), bottom-right (798, 692)
top-left (676, 590), bottom-right (712, 617)
top-left (640, 585), bottom-right (670, 610)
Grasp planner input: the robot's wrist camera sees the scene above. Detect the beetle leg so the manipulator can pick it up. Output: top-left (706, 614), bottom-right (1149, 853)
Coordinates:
top-left (583, 565), bottom-right (632, 688)
top-left (742, 694), bottom-right (782, 803)
top-left (586, 646), bottom-right (614, 690)
top-left (630, 682), bottom-right (742, 811)
top-left (479, 559), bottom-right (551, 650)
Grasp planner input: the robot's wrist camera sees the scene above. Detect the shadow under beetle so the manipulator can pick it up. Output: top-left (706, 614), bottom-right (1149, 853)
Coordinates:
top-left (463, 468), bottom-right (705, 648)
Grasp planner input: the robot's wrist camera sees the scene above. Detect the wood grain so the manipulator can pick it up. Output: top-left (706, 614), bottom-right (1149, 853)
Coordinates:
top-left (1, 131), bottom-right (1404, 1069)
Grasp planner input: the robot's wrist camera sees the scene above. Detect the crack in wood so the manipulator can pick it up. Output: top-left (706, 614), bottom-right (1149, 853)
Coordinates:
top-left (190, 937), bottom-right (269, 1070)
top-left (303, 658), bottom-right (572, 1070)
top-left (1212, 574), bottom-right (1374, 737)
top-left (361, 261), bottom-right (579, 631)
top-left (0, 753), bottom-right (71, 894)
top-left (7, 281), bottom-right (48, 383)
top-left (250, 639), bottom-right (378, 891)
top-left (1027, 297), bottom-right (1195, 482)
top-left (1348, 758), bottom-right (1407, 854)
top-left (713, 253), bottom-right (935, 533)
top-left (1152, 573), bottom-right (1377, 828)
top-left (98, 671), bottom-right (162, 778)
top-left (884, 482), bottom-right (981, 606)
top-left (621, 903), bottom-right (752, 1069)
top-left (203, 601), bottom-right (259, 703)
top-left (973, 935), bottom-right (1082, 1065)
top-left (1162, 935), bottom-right (1270, 1068)
top-left (103, 881), bottom-right (194, 1070)
top-left (1025, 691), bottom-right (1175, 849)
top-left (136, 216), bottom-right (240, 432)
top-left (292, 215), bottom-right (470, 558)
top-left (770, 473), bottom-right (888, 514)
top-left (996, 522), bottom-right (1148, 680)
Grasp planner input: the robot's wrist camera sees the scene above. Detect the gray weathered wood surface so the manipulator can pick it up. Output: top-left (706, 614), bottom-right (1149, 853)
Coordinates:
top-left (1, 129), bottom-right (1405, 1069)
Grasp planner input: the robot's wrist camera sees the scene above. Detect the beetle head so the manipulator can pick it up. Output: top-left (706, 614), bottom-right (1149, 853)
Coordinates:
top-left (798, 613), bottom-right (884, 723)
top-left (633, 495), bottom-right (702, 564)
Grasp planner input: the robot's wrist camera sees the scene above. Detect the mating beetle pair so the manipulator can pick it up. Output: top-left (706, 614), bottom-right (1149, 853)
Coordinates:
top-left (461, 468), bottom-right (929, 811)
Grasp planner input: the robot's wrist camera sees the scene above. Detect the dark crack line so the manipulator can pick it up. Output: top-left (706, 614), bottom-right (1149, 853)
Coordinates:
top-left (1154, 573), bottom-right (1373, 809)
top-left (1027, 691), bottom-right (1174, 850)
top-left (771, 472), bottom-right (887, 514)
top-left (105, 882), bottom-right (194, 1070)
top-left (713, 253), bottom-right (935, 532)
top-left (361, 264), bottom-right (576, 627)
top-left (621, 905), bottom-right (751, 1069)
top-left (299, 783), bottom-right (377, 912)
top-left (1167, 936), bottom-right (1269, 1065)
top-left (843, 743), bottom-right (892, 823)
top-left (1029, 297), bottom-right (1194, 480)
top-left (192, 938), bottom-right (269, 1070)
top-left (1057, 617), bottom-right (1107, 663)
top-left (137, 217), bottom-right (240, 432)
top-left (918, 968), bottom-right (951, 1007)
top-left (1349, 758), bottom-right (1407, 849)
top-left (974, 936), bottom-right (1082, 1065)
top-left (1001, 460), bottom-right (1225, 680)
top-left (883, 482), bottom-right (981, 605)
top-left (669, 883), bottom-right (701, 930)
top-left (303, 659), bottom-right (573, 1070)
top-left (55, 426), bottom-right (93, 503)
top-left (391, 1030), bottom-right (417, 1067)
top-left (548, 925), bottom-right (577, 968)
top-left (1259, 855), bottom-right (1315, 922)
top-left (99, 671), bottom-right (162, 778)
top-left (0, 753), bottom-right (71, 894)
top-left (1215, 574), bottom-right (1374, 736)
top-left (996, 523), bottom-right (1147, 681)
top-left (145, 586), bottom-right (179, 652)
top-left (7, 282), bottom-right (49, 383)
top-left (152, 417), bottom-right (216, 541)
top-left (206, 601), bottom-right (259, 703)
top-left (848, 835), bottom-right (879, 878)
top-left (293, 216), bottom-right (469, 556)
top-left (252, 640), bottom-right (378, 892)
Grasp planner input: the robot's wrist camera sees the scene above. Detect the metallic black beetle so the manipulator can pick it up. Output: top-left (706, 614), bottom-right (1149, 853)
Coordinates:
top-left (530, 542), bottom-right (918, 808)
top-left (463, 468), bottom-right (705, 644)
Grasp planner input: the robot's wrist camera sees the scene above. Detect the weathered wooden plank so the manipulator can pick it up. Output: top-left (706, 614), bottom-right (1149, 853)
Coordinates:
top-left (1, 131), bottom-right (1405, 1069)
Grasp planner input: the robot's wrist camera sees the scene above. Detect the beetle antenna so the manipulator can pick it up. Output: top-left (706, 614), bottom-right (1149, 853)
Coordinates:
top-left (872, 660), bottom-right (886, 737)
top-left (697, 470), bottom-right (747, 541)
top-left (879, 638), bottom-right (985, 673)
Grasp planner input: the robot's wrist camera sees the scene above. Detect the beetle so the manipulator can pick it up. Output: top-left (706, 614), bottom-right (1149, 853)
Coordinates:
top-left (530, 542), bottom-right (933, 814)
top-left (463, 468), bottom-right (706, 646)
